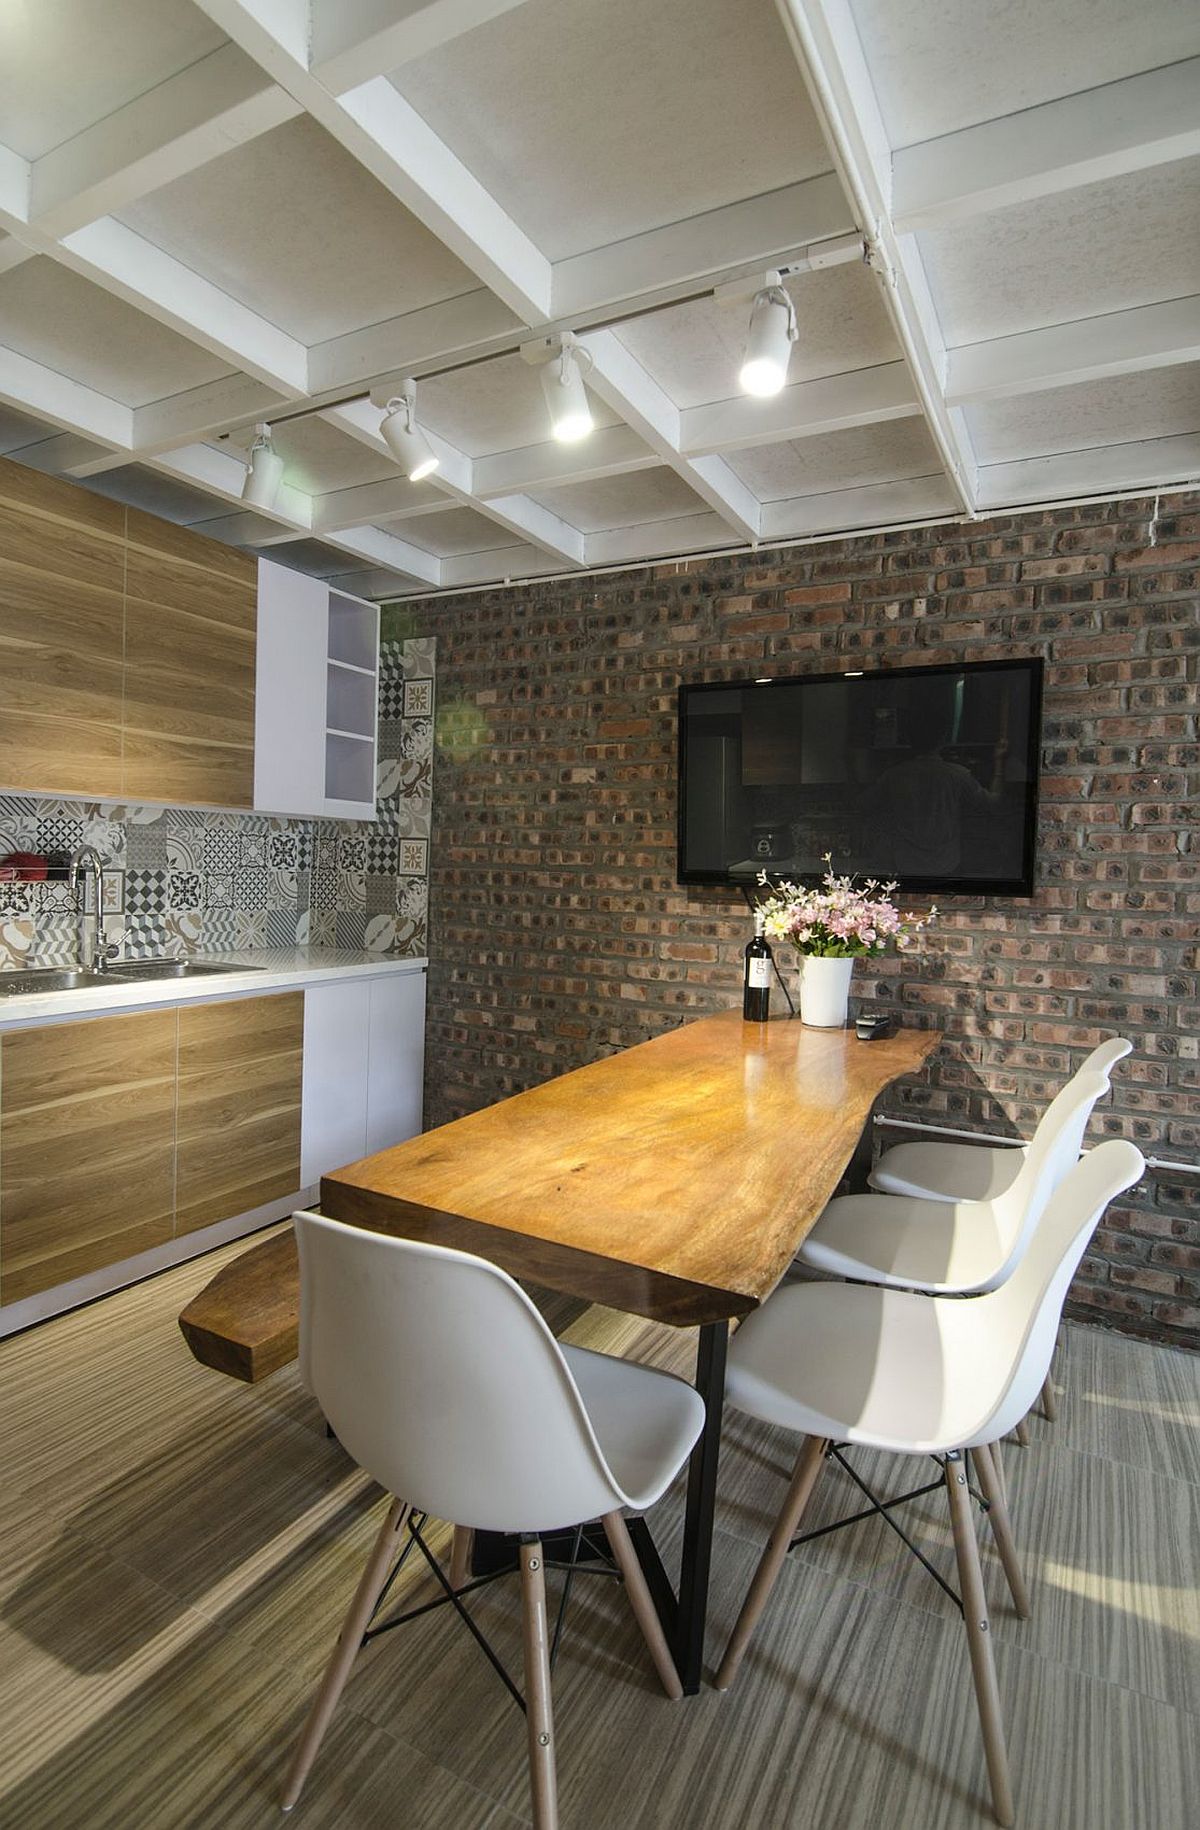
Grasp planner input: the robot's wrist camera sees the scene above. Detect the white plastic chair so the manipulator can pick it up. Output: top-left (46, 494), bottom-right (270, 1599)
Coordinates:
top-left (715, 1139), bottom-right (1145, 1826)
top-left (283, 1211), bottom-right (705, 1830)
top-left (869, 1038), bottom-right (1132, 1204)
top-left (797, 1066), bottom-right (1115, 1296)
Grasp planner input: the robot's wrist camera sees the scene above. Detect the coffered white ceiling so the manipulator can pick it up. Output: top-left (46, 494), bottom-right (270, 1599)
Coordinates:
top-left (0, 0), bottom-right (1197, 600)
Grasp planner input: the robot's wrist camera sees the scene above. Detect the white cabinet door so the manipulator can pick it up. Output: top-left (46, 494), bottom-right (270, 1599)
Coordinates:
top-left (301, 980), bottom-right (371, 1184)
top-left (365, 970), bottom-right (426, 1155)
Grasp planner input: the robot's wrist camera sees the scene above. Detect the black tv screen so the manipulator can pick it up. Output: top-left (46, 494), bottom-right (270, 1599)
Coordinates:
top-left (677, 658), bottom-right (1042, 895)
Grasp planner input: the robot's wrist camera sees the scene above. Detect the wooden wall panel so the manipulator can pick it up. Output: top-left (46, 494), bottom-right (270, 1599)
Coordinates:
top-left (122, 511), bottom-right (257, 807)
top-left (0, 458), bottom-right (126, 795)
top-left (0, 1010), bottom-right (177, 1304)
top-left (174, 993), bottom-right (303, 1237)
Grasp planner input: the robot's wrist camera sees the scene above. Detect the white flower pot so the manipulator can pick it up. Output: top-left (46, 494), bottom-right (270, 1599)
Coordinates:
top-left (797, 955), bottom-right (854, 1028)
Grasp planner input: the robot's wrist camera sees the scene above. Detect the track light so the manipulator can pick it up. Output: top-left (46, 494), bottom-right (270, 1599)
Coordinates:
top-left (539, 334), bottom-right (594, 443)
top-left (241, 424), bottom-right (284, 508)
top-left (739, 285), bottom-right (798, 397)
top-left (380, 381), bottom-right (439, 482)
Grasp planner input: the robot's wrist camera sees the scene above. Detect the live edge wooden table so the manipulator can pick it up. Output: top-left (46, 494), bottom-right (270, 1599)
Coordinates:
top-left (180, 1007), bottom-right (939, 1693)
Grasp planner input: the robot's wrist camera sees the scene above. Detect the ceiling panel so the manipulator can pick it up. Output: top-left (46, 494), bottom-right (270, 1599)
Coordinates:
top-left (528, 467), bottom-right (707, 531)
top-left (921, 160), bottom-right (1200, 348)
top-left (724, 419), bottom-right (942, 501)
top-left (121, 117), bottom-right (481, 344)
top-left (611, 261), bottom-right (900, 409)
top-left (0, 401), bottom-right (56, 451)
top-left (966, 366), bottom-right (1200, 464)
top-left (0, 0), bottom-right (226, 161)
top-left (0, 257), bottom-right (232, 404)
top-left (416, 352), bottom-right (618, 457)
top-left (389, 0), bottom-right (831, 260)
top-left (850, 0), bottom-right (1200, 147)
top-left (378, 507), bottom-right (527, 557)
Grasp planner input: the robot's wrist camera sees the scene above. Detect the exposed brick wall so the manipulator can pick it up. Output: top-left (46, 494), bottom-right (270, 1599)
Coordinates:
top-left (401, 489), bottom-right (1200, 1351)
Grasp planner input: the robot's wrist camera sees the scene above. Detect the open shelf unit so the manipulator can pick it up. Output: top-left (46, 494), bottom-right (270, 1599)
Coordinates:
top-left (255, 561), bottom-right (380, 820)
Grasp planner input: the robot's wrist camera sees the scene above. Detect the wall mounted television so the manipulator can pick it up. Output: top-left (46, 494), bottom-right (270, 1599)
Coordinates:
top-left (677, 657), bottom-right (1043, 896)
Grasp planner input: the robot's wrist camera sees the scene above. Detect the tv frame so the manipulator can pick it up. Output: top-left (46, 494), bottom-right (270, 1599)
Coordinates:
top-left (676, 656), bottom-right (1044, 897)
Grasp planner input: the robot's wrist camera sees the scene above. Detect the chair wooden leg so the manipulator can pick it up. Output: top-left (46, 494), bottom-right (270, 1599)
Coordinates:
top-left (449, 1525), bottom-right (475, 1591)
top-left (1013, 1417), bottom-right (1031, 1447)
top-left (972, 1444), bottom-right (1031, 1620)
top-left (715, 1434), bottom-right (828, 1693)
top-left (602, 1511), bottom-right (683, 1701)
top-left (282, 1496), bottom-right (411, 1810)
top-left (1040, 1371), bottom-right (1058, 1423)
top-left (520, 1539), bottom-right (559, 1830)
top-left (945, 1453), bottom-right (1014, 1827)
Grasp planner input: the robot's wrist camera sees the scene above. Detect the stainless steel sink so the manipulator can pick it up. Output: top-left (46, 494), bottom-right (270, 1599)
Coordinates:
top-left (106, 959), bottom-right (262, 980)
top-left (0, 967), bottom-right (116, 996)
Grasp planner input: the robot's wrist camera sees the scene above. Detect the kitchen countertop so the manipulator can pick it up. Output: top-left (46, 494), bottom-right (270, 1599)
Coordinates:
top-left (0, 948), bottom-right (428, 1031)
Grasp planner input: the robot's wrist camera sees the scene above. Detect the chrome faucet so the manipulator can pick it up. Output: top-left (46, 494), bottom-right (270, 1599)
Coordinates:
top-left (68, 845), bottom-right (118, 973)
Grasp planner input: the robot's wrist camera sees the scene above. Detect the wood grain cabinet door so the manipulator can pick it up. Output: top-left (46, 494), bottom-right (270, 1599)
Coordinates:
top-left (0, 1010), bottom-right (177, 1305)
top-left (122, 512), bottom-right (258, 808)
top-left (0, 458), bottom-right (127, 797)
top-left (175, 994), bottom-right (303, 1237)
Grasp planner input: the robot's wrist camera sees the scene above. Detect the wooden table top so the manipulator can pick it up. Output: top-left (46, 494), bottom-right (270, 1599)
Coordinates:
top-left (320, 1011), bottom-right (940, 1328)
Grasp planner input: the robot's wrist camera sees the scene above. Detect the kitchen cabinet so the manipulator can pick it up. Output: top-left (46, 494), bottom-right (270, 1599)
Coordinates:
top-left (301, 970), bottom-right (426, 1181)
top-left (122, 511), bottom-right (258, 807)
top-left (0, 460), bottom-right (126, 797)
top-left (253, 557), bottom-right (380, 820)
top-left (0, 457), bottom-right (257, 808)
top-left (175, 993), bottom-right (303, 1236)
top-left (0, 967), bottom-right (423, 1327)
top-left (0, 1009), bottom-right (177, 1304)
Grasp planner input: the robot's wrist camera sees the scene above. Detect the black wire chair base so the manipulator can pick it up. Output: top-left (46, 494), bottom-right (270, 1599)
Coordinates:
top-left (787, 1445), bottom-right (993, 1614)
top-left (360, 1513), bottom-right (624, 1714)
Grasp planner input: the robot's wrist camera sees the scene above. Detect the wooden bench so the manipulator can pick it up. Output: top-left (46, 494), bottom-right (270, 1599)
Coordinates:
top-left (178, 1230), bottom-right (299, 1382)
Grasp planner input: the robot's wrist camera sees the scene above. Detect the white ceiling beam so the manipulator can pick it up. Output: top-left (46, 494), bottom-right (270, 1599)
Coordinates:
top-left (27, 45), bottom-right (301, 238)
top-left (310, 0), bottom-right (533, 92)
top-left (310, 288), bottom-right (521, 395)
top-left (774, 0), bottom-right (978, 513)
top-left (473, 425), bottom-right (658, 497)
top-left (312, 474), bottom-right (460, 531)
top-left (0, 142), bottom-right (28, 222)
top-left (0, 237), bottom-right (36, 276)
top-left (55, 219), bottom-right (308, 397)
top-left (584, 511), bottom-right (735, 568)
top-left (59, 375), bottom-right (290, 479)
top-left (947, 295), bottom-right (1200, 406)
top-left (190, 0), bottom-right (553, 322)
top-left (0, 346), bottom-right (133, 448)
top-left (470, 493), bottom-right (585, 565)
top-left (581, 328), bottom-right (761, 542)
top-left (757, 474), bottom-right (958, 540)
top-left (323, 522), bottom-right (442, 585)
top-left (551, 176), bottom-right (852, 321)
top-left (977, 434), bottom-right (1200, 509)
top-left (894, 58), bottom-right (1200, 234)
top-left (438, 545), bottom-right (566, 589)
top-left (681, 360), bottom-right (920, 456)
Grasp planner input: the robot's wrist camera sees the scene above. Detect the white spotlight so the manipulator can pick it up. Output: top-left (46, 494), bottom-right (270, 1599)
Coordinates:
top-left (380, 381), bottom-right (439, 482)
top-left (739, 286), bottom-right (798, 397)
top-left (241, 424), bottom-right (284, 508)
top-left (540, 336), bottom-right (594, 443)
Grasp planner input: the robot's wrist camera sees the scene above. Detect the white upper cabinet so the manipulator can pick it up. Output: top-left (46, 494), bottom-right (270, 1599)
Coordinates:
top-left (254, 557), bottom-right (379, 821)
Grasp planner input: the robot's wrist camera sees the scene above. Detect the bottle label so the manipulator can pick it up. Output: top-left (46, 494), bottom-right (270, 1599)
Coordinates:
top-left (747, 958), bottom-right (771, 989)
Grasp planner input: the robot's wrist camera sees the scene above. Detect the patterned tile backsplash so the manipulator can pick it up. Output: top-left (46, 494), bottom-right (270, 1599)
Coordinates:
top-left (0, 637), bottom-right (434, 970)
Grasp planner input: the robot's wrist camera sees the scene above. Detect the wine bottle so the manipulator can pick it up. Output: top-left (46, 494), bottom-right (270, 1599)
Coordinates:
top-left (743, 909), bottom-right (773, 1023)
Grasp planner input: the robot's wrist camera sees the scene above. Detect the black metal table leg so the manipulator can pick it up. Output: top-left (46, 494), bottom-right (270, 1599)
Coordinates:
top-left (628, 1318), bottom-right (728, 1695)
top-left (844, 1093), bottom-right (880, 1193)
top-left (675, 1319), bottom-right (728, 1694)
